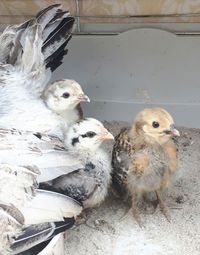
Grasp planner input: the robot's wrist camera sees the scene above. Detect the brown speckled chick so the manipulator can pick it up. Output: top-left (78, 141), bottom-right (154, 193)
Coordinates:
top-left (112, 108), bottom-right (180, 225)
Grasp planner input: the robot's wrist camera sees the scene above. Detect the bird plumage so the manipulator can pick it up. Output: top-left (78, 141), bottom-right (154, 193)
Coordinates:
top-left (11, 220), bottom-right (75, 255)
top-left (0, 164), bottom-right (37, 254)
top-left (0, 163), bottom-right (82, 254)
top-left (0, 128), bottom-right (84, 182)
top-left (112, 108), bottom-right (179, 225)
top-left (10, 190), bottom-right (81, 255)
top-left (0, 204), bottom-right (24, 255)
top-left (21, 189), bottom-right (82, 225)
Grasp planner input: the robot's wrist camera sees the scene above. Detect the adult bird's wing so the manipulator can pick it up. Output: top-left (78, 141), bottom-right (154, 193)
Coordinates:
top-left (0, 164), bottom-right (82, 254)
top-left (0, 204), bottom-right (24, 255)
top-left (10, 190), bottom-right (82, 254)
top-left (21, 189), bottom-right (82, 225)
top-left (0, 4), bottom-right (74, 138)
top-left (0, 128), bottom-right (83, 182)
top-left (11, 221), bottom-right (74, 255)
top-left (0, 164), bottom-right (38, 254)
top-left (0, 4), bottom-right (74, 78)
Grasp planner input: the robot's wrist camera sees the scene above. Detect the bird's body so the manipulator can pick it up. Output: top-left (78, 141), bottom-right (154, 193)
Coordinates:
top-left (112, 108), bottom-right (179, 225)
top-left (40, 118), bottom-right (114, 209)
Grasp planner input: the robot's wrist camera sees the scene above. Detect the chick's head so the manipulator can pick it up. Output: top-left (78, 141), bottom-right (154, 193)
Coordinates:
top-left (133, 108), bottom-right (180, 144)
top-left (65, 118), bottom-right (114, 151)
top-left (43, 79), bottom-right (90, 112)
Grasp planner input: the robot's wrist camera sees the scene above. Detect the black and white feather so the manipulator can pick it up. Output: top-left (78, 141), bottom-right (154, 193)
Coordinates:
top-left (11, 220), bottom-right (75, 255)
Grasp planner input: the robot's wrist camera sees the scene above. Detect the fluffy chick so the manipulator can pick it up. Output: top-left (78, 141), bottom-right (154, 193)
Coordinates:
top-left (42, 79), bottom-right (90, 124)
top-left (40, 118), bottom-right (114, 209)
top-left (112, 108), bottom-right (179, 225)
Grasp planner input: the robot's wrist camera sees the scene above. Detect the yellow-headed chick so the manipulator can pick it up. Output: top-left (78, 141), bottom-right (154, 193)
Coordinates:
top-left (112, 108), bottom-right (180, 225)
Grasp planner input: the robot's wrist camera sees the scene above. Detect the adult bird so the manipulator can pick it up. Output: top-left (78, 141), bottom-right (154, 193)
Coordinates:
top-left (0, 4), bottom-right (84, 254)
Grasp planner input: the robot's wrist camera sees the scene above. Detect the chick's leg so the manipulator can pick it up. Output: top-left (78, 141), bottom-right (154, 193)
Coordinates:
top-left (131, 192), bottom-right (143, 227)
top-left (140, 191), bottom-right (158, 214)
top-left (156, 190), bottom-right (171, 222)
top-left (119, 191), bottom-right (143, 227)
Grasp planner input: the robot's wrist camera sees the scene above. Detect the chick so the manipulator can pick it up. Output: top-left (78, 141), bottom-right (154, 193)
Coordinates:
top-left (112, 108), bottom-right (179, 225)
top-left (42, 79), bottom-right (90, 125)
top-left (40, 118), bottom-right (114, 209)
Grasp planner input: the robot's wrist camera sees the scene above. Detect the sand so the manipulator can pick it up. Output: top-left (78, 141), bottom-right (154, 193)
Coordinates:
top-left (65, 122), bottom-right (200, 255)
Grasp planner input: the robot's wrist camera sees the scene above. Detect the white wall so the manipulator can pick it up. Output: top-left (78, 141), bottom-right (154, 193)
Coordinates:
top-left (53, 28), bottom-right (200, 128)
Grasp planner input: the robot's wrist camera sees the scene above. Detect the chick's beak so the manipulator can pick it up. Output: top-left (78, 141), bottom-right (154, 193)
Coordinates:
top-left (77, 94), bottom-right (90, 102)
top-left (99, 129), bottom-right (114, 141)
top-left (164, 124), bottom-right (180, 137)
top-left (170, 128), bottom-right (180, 137)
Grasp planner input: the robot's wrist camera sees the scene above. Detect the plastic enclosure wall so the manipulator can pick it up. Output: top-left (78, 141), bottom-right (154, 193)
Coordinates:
top-left (53, 28), bottom-right (200, 128)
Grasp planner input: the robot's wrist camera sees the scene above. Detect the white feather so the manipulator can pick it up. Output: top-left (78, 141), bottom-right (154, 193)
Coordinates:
top-left (0, 19), bottom-right (68, 139)
top-left (0, 164), bottom-right (38, 208)
top-left (0, 128), bottom-right (83, 182)
top-left (21, 190), bottom-right (82, 225)
top-left (0, 207), bottom-right (23, 255)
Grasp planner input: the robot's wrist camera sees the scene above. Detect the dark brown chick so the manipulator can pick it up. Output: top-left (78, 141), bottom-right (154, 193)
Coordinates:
top-left (112, 108), bottom-right (180, 225)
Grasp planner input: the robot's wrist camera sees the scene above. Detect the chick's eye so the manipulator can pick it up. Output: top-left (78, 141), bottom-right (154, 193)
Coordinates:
top-left (152, 121), bottom-right (160, 128)
top-left (62, 92), bottom-right (70, 98)
top-left (86, 131), bottom-right (96, 138)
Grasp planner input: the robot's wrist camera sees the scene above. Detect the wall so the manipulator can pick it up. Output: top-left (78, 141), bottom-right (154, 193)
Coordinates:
top-left (53, 28), bottom-right (200, 128)
top-left (2, 0), bottom-right (200, 24)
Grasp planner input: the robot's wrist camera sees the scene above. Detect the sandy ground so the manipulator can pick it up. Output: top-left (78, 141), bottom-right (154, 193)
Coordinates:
top-left (64, 121), bottom-right (200, 255)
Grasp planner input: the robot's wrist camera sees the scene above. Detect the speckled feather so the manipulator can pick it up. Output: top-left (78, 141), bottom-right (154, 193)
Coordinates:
top-left (112, 126), bottom-right (177, 196)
